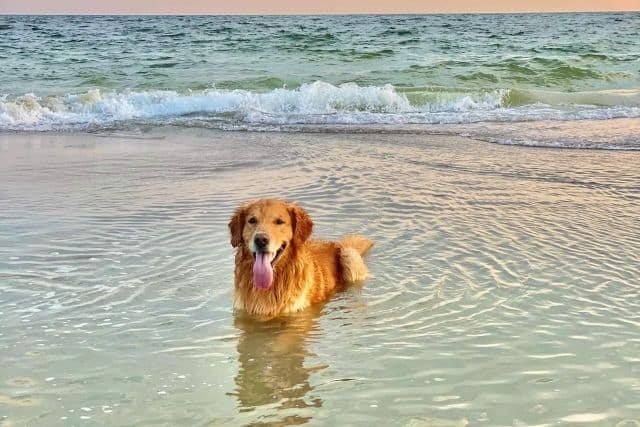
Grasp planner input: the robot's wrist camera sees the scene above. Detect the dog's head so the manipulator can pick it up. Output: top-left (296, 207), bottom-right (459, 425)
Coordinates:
top-left (229, 199), bottom-right (313, 289)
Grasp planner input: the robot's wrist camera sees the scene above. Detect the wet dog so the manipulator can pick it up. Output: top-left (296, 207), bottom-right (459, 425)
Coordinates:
top-left (229, 199), bottom-right (372, 319)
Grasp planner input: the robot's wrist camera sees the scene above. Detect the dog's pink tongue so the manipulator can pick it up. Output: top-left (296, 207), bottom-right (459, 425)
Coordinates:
top-left (253, 252), bottom-right (273, 289)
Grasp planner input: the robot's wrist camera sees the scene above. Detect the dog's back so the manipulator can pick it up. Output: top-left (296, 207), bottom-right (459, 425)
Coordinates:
top-left (303, 235), bottom-right (373, 305)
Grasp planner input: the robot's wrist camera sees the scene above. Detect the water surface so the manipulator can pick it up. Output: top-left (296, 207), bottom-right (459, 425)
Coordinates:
top-left (1, 14), bottom-right (640, 148)
top-left (1, 129), bottom-right (639, 425)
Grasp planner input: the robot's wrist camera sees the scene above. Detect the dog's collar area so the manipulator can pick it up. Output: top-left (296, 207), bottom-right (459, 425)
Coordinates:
top-left (252, 242), bottom-right (287, 266)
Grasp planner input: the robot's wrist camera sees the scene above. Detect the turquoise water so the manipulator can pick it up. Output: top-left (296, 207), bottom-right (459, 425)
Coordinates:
top-left (1, 13), bottom-right (639, 144)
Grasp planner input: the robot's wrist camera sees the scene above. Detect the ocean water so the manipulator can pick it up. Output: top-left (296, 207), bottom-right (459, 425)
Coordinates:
top-left (1, 13), bottom-right (640, 148)
top-left (1, 129), bottom-right (639, 426)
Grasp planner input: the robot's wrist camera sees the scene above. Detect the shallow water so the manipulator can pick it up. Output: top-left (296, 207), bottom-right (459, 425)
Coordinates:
top-left (1, 129), bottom-right (639, 426)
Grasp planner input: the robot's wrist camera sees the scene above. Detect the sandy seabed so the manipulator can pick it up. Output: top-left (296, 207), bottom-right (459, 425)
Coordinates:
top-left (1, 128), bottom-right (639, 426)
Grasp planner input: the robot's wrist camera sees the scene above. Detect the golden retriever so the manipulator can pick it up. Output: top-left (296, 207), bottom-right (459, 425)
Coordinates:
top-left (229, 199), bottom-right (372, 319)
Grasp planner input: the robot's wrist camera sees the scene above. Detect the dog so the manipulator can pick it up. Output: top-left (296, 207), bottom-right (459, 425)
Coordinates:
top-left (229, 199), bottom-right (373, 319)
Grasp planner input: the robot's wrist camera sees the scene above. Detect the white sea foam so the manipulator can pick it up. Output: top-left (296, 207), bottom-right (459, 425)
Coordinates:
top-left (0, 83), bottom-right (413, 130)
top-left (1, 82), bottom-right (640, 133)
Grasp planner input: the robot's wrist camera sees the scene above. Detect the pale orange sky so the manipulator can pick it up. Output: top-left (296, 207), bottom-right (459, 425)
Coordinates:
top-left (1, 0), bottom-right (638, 14)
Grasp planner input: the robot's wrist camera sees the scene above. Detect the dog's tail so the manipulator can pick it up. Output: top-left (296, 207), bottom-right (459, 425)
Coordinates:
top-left (339, 235), bottom-right (373, 283)
top-left (340, 235), bottom-right (373, 256)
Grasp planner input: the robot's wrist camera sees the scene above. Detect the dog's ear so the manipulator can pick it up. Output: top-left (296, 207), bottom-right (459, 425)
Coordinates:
top-left (289, 203), bottom-right (313, 247)
top-left (228, 205), bottom-right (247, 248)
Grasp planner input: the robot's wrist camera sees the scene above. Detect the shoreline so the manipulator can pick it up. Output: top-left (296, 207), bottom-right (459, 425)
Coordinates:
top-left (2, 116), bottom-right (640, 151)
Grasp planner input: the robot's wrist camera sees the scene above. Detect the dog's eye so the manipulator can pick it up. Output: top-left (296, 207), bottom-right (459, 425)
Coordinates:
top-left (275, 218), bottom-right (285, 225)
top-left (248, 217), bottom-right (257, 224)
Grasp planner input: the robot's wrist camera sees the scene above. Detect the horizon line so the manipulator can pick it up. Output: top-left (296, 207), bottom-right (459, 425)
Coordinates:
top-left (1, 10), bottom-right (638, 16)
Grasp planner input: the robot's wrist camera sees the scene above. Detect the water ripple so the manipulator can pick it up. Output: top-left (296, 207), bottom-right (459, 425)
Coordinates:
top-left (1, 129), bottom-right (639, 425)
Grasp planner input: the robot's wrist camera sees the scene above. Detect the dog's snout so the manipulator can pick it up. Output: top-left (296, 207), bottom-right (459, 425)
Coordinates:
top-left (254, 234), bottom-right (269, 251)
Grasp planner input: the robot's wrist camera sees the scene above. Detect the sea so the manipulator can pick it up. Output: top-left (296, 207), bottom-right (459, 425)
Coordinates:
top-left (2, 12), bottom-right (640, 427)
top-left (1, 13), bottom-right (640, 149)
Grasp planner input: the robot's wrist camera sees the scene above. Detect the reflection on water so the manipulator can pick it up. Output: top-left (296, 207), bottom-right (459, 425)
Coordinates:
top-left (1, 129), bottom-right (639, 426)
top-left (231, 309), bottom-right (324, 426)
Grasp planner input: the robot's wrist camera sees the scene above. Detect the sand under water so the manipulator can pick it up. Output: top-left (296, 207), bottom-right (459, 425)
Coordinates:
top-left (1, 128), bottom-right (639, 426)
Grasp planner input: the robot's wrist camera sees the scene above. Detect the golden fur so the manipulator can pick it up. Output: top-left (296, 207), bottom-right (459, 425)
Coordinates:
top-left (229, 199), bottom-right (373, 319)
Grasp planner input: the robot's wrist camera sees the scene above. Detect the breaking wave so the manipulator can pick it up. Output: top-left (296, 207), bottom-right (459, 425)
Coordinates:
top-left (1, 81), bottom-right (640, 132)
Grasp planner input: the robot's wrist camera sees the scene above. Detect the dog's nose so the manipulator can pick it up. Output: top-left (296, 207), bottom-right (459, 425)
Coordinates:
top-left (254, 234), bottom-right (269, 251)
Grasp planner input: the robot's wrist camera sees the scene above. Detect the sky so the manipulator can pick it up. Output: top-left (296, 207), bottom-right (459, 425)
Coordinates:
top-left (1, 0), bottom-right (638, 14)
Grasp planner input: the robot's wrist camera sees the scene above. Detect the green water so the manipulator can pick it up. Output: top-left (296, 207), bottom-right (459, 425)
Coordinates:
top-left (1, 13), bottom-right (640, 145)
top-left (2, 14), bottom-right (639, 94)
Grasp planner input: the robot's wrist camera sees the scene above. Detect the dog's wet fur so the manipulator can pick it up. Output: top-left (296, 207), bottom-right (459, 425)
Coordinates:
top-left (229, 199), bottom-right (372, 319)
